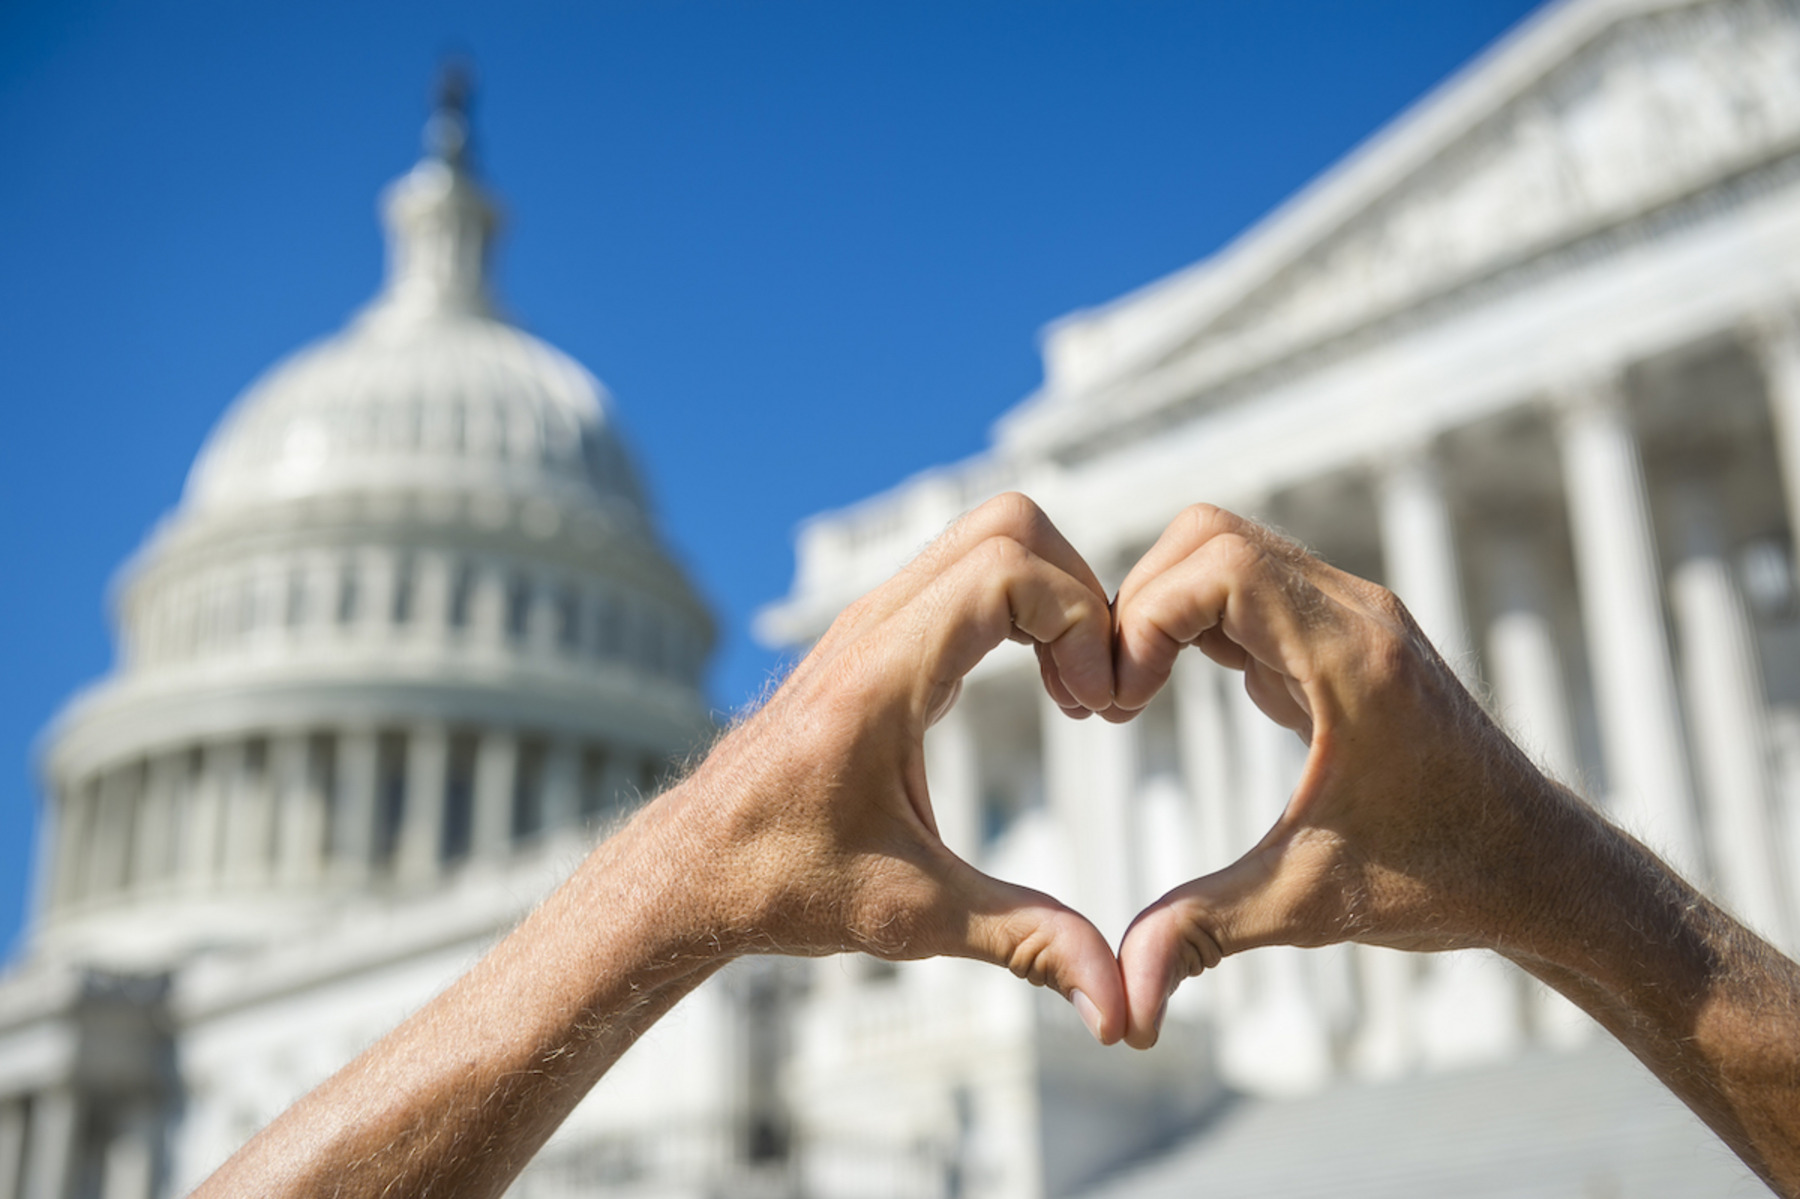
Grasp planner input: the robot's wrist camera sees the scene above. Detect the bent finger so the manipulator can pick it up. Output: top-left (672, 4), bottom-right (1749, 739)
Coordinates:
top-left (899, 535), bottom-right (1116, 714)
top-left (948, 864), bottom-right (1128, 1045)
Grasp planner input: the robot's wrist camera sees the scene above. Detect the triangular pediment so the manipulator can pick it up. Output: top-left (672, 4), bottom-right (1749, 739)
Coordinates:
top-left (1010, 0), bottom-right (1800, 448)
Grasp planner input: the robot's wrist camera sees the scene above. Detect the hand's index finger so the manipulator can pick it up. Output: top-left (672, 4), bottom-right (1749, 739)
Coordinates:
top-left (893, 533), bottom-right (1116, 717)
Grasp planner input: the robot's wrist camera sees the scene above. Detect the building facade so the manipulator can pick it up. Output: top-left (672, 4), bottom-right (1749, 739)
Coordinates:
top-left (761, 0), bottom-right (1800, 1193)
top-left (0, 89), bottom-right (730, 1197)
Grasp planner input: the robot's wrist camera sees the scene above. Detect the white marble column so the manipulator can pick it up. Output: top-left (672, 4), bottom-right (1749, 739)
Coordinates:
top-left (412, 551), bottom-right (453, 639)
top-left (0, 1098), bottom-right (24, 1199)
top-left (1039, 693), bottom-right (1137, 942)
top-left (470, 561), bottom-right (508, 648)
top-left (1558, 380), bottom-right (1703, 877)
top-left (1377, 446), bottom-right (1475, 679)
top-left (89, 767), bottom-right (138, 897)
top-left (331, 730), bottom-right (380, 882)
top-left (99, 1103), bottom-right (157, 1199)
top-left (1482, 525), bottom-right (1580, 782)
top-left (48, 783), bottom-right (92, 911)
top-left (1756, 312), bottom-right (1800, 560)
top-left (181, 744), bottom-right (231, 891)
top-left (472, 730), bottom-right (519, 862)
top-left (20, 1088), bottom-right (77, 1199)
top-left (358, 547), bottom-right (397, 639)
top-left (221, 745), bottom-right (275, 888)
top-left (1669, 472), bottom-right (1791, 943)
top-left (397, 724), bottom-right (449, 884)
top-left (527, 574), bottom-right (560, 658)
top-left (540, 738), bottom-right (581, 836)
top-left (131, 754), bottom-right (182, 892)
top-left (923, 699), bottom-right (982, 864)
top-left (274, 734), bottom-right (328, 886)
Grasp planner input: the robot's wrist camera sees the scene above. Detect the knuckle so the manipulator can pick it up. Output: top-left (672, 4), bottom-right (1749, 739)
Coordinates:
top-left (1210, 531), bottom-right (1266, 581)
top-left (1179, 502), bottom-right (1236, 544)
top-left (983, 490), bottom-right (1048, 534)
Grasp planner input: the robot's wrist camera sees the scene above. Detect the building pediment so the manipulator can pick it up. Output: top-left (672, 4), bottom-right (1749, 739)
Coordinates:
top-left (1007, 0), bottom-right (1800, 453)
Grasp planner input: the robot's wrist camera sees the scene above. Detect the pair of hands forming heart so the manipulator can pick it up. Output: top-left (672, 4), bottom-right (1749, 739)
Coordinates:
top-left (685, 492), bottom-right (1558, 1049)
top-left (201, 491), bottom-right (1800, 1199)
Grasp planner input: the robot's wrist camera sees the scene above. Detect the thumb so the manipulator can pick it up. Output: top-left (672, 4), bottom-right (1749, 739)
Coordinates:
top-left (945, 863), bottom-right (1127, 1045)
top-left (1116, 843), bottom-right (1302, 1050)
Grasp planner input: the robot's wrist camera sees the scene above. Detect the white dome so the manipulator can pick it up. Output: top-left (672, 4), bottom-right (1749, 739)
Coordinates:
top-left (184, 136), bottom-right (649, 525)
top-left (185, 312), bottom-right (648, 521)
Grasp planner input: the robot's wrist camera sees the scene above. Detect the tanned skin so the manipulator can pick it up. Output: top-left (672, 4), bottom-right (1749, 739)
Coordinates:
top-left (1109, 504), bottom-right (1800, 1195)
top-left (196, 496), bottom-right (1800, 1197)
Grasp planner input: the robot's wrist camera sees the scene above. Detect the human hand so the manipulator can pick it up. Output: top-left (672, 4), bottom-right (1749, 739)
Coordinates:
top-left (670, 493), bottom-right (1129, 1041)
top-left (1106, 504), bottom-right (1570, 1049)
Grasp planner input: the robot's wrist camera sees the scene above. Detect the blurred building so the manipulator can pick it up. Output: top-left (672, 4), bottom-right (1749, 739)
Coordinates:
top-left (0, 85), bottom-right (732, 1196)
top-left (761, 0), bottom-right (1800, 1194)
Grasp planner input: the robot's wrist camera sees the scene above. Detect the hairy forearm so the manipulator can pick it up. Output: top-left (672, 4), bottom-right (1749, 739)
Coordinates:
top-left (1501, 785), bottom-right (1800, 1196)
top-left (194, 782), bottom-right (734, 1199)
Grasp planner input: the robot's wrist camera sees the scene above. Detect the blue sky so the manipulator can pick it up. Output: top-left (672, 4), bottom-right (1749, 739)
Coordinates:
top-left (0, 0), bottom-right (1545, 956)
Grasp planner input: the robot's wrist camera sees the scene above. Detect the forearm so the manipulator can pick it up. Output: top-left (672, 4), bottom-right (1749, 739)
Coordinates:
top-left (194, 781), bottom-right (734, 1199)
top-left (1502, 785), bottom-right (1800, 1195)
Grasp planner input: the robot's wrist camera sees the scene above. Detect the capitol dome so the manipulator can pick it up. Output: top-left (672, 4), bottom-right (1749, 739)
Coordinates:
top-left (34, 82), bottom-right (716, 968)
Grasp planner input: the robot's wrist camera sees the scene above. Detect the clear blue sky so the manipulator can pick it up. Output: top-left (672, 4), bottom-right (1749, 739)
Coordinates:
top-left (0, 0), bottom-right (1545, 957)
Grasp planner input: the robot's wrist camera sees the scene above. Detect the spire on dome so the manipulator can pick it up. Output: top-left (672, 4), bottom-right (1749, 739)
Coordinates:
top-left (368, 62), bottom-right (501, 323)
top-left (426, 60), bottom-right (474, 168)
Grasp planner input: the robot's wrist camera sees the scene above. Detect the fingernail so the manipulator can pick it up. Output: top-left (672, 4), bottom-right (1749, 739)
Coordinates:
top-left (1070, 989), bottom-right (1104, 1043)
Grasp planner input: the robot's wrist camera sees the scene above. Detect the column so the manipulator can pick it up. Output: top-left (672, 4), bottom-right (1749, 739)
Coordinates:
top-left (1669, 471), bottom-right (1791, 943)
top-left (1481, 524), bottom-right (1580, 782)
top-left (358, 547), bottom-right (397, 638)
top-left (88, 768), bottom-right (138, 897)
top-left (1379, 447), bottom-right (1523, 1065)
top-left (184, 744), bottom-right (234, 890)
top-left (331, 730), bottom-right (380, 883)
top-left (470, 562), bottom-right (508, 648)
top-left (274, 733), bottom-right (328, 886)
top-left (48, 783), bottom-right (91, 912)
top-left (923, 699), bottom-right (982, 864)
top-left (1558, 379), bottom-right (1703, 877)
top-left (1377, 445), bottom-right (1475, 678)
top-left (397, 724), bottom-right (449, 884)
top-left (131, 754), bottom-right (182, 892)
top-left (99, 1103), bottom-right (157, 1199)
top-left (540, 738), bottom-right (581, 836)
top-left (412, 550), bottom-right (453, 639)
top-left (526, 574), bottom-right (560, 657)
top-left (1039, 693), bottom-right (1137, 942)
top-left (472, 730), bottom-right (519, 862)
top-left (0, 1098), bottom-right (24, 1199)
top-left (221, 744), bottom-right (274, 888)
top-left (20, 1088), bottom-right (77, 1199)
top-left (1756, 311), bottom-right (1800, 559)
